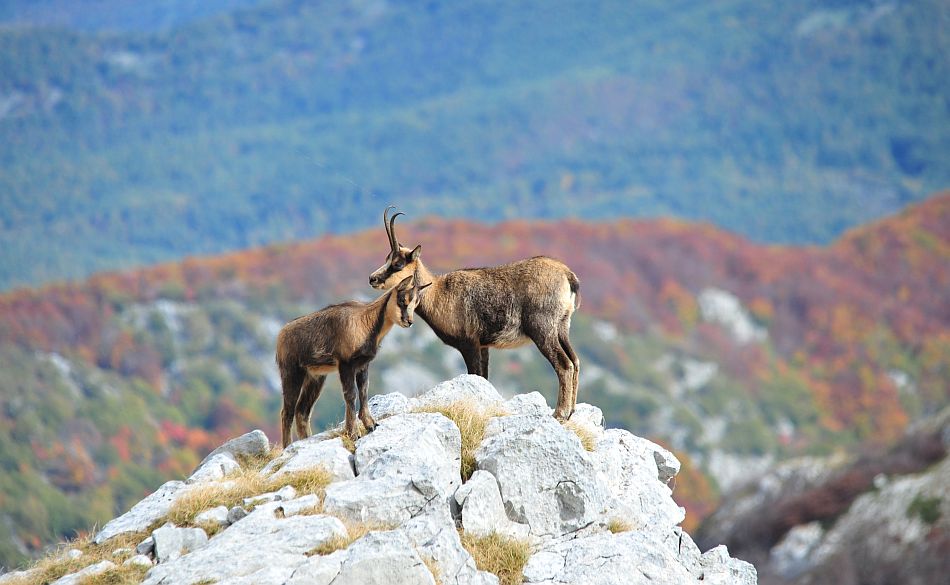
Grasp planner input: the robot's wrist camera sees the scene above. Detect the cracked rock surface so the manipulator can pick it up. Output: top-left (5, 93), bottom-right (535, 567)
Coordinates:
top-left (66, 375), bottom-right (753, 585)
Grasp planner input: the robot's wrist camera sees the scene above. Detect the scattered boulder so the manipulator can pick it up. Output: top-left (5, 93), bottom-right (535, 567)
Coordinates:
top-left (367, 391), bottom-right (412, 419)
top-left (476, 414), bottom-right (610, 538)
top-left (94, 480), bottom-right (188, 544)
top-left (591, 429), bottom-right (685, 530)
top-left (142, 509), bottom-right (347, 584)
top-left (504, 391), bottom-right (551, 416)
top-left (317, 530), bottom-right (436, 585)
top-left (264, 436), bottom-right (355, 481)
top-left (413, 374), bottom-right (504, 411)
top-left (197, 429), bottom-right (269, 467)
top-left (187, 452), bottom-right (241, 484)
top-left (151, 524), bottom-right (209, 563)
top-left (194, 505), bottom-right (230, 528)
top-left (124, 554), bottom-right (154, 568)
top-left (227, 505), bottom-right (249, 524)
top-left (455, 470), bottom-right (530, 539)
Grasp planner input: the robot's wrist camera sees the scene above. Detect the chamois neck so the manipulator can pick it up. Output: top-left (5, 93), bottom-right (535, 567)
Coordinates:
top-left (414, 261), bottom-right (441, 317)
top-left (360, 288), bottom-right (397, 345)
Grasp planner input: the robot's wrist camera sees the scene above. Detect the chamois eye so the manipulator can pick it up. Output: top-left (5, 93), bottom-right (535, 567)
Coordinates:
top-left (392, 259), bottom-right (405, 270)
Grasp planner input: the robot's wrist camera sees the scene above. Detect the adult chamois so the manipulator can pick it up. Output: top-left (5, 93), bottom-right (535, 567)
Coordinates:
top-left (276, 273), bottom-right (430, 447)
top-left (369, 207), bottom-right (581, 420)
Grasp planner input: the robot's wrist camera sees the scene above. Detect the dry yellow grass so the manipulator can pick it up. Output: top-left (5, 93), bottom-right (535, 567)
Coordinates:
top-left (305, 519), bottom-right (395, 557)
top-left (4, 527), bottom-right (155, 585)
top-left (235, 443), bottom-right (283, 471)
top-left (607, 518), bottom-right (634, 533)
top-left (76, 563), bottom-right (149, 585)
top-left (415, 399), bottom-right (508, 481)
top-left (459, 531), bottom-right (531, 585)
top-left (167, 466), bottom-right (333, 526)
top-left (422, 555), bottom-right (442, 584)
top-left (562, 420), bottom-right (597, 452)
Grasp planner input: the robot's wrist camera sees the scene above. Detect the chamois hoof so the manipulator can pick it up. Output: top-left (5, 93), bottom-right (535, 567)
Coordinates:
top-left (553, 410), bottom-right (571, 422)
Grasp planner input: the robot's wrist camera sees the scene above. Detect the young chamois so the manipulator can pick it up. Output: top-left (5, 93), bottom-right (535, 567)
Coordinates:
top-left (276, 273), bottom-right (430, 447)
top-left (369, 207), bottom-right (581, 420)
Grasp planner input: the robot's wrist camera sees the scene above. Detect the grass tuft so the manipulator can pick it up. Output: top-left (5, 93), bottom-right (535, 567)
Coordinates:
top-left (76, 563), bottom-right (150, 585)
top-left (562, 420), bottom-right (597, 452)
top-left (168, 466), bottom-right (333, 526)
top-left (5, 527), bottom-right (157, 585)
top-left (235, 444), bottom-right (283, 471)
top-left (414, 399), bottom-right (508, 481)
top-left (305, 519), bottom-right (395, 557)
top-left (422, 555), bottom-right (442, 584)
top-left (607, 518), bottom-right (634, 533)
top-left (459, 531), bottom-right (531, 585)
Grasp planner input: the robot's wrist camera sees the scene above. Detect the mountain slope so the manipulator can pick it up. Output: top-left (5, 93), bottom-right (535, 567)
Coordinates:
top-left (1, 0), bottom-right (948, 289)
top-left (0, 194), bottom-right (947, 569)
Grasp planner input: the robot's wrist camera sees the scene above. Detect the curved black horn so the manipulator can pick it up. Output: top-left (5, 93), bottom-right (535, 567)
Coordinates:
top-left (383, 205), bottom-right (397, 250)
top-left (389, 211), bottom-right (405, 250)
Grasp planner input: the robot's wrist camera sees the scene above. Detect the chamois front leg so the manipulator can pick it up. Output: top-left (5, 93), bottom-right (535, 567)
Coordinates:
top-left (355, 365), bottom-right (376, 432)
top-left (458, 343), bottom-right (483, 378)
top-left (338, 362), bottom-right (360, 439)
top-left (480, 347), bottom-right (490, 379)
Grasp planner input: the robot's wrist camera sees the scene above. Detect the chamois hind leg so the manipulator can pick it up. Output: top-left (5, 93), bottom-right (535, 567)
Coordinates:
top-left (279, 365), bottom-right (307, 448)
top-left (480, 347), bottom-right (490, 379)
top-left (355, 366), bottom-right (376, 432)
top-left (558, 323), bottom-right (580, 414)
top-left (338, 362), bottom-right (360, 439)
top-left (529, 331), bottom-right (576, 421)
top-left (294, 374), bottom-right (326, 440)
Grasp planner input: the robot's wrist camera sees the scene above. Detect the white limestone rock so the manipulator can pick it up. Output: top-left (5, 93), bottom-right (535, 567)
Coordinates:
top-left (151, 524), bottom-right (208, 564)
top-left (397, 505), bottom-right (499, 585)
top-left (355, 412), bottom-right (462, 503)
top-left (141, 509), bottom-right (346, 585)
top-left (327, 530), bottom-right (436, 585)
top-left (475, 414), bottom-right (610, 539)
top-left (124, 554), bottom-right (154, 568)
top-left (523, 530), bottom-right (699, 585)
top-left (197, 429), bottom-right (270, 468)
top-left (94, 480), bottom-right (189, 544)
top-left (187, 452), bottom-right (241, 484)
top-left (414, 374), bottom-right (504, 411)
top-left (591, 429), bottom-right (685, 530)
top-left (194, 505), bottom-right (230, 528)
top-left (51, 561), bottom-right (116, 585)
top-left (504, 391), bottom-right (551, 416)
top-left (263, 436), bottom-right (355, 482)
top-left (323, 476), bottom-right (430, 526)
top-left (455, 470), bottom-right (530, 540)
top-left (700, 545), bottom-right (758, 585)
top-left (367, 391), bottom-right (412, 419)
top-left (571, 403), bottom-right (605, 429)
top-left (274, 494), bottom-right (321, 518)
top-left (242, 485), bottom-right (296, 507)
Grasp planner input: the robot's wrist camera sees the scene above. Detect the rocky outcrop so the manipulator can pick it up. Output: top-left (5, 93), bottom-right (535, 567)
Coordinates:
top-left (698, 406), bottom-right (949, 585)
top-left (47, 375), bottom-right (755, 585)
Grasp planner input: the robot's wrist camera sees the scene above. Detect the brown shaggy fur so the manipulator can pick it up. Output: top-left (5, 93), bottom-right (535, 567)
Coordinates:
top-left (369, 208), bottom-right (580, 420)
top-left (276, 274), bottom-right (428, 447)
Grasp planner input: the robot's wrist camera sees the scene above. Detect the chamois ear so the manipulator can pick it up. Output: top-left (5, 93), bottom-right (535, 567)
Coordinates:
top-left (418, 282), bottom-right (432, 294)
top-left (396, 274), bottom-right (415, 289)
top-left (409, 245), bottom-right (422, 262)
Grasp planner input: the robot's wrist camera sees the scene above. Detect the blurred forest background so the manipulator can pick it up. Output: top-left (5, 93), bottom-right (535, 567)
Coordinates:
top-left (0, 1), bottom-right (948, 582)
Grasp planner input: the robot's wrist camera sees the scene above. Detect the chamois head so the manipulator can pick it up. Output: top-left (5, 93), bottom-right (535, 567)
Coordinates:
top-left (389, 272), bottom-right (430, 327)
top-left (369, 206), bottom-right (422, 290)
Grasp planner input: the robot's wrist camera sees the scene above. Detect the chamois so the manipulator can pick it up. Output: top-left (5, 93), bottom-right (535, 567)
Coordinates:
top-left (369, 207), bottom-right (581, 420)
top-left (276, 273), bottom-right (430, 447)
